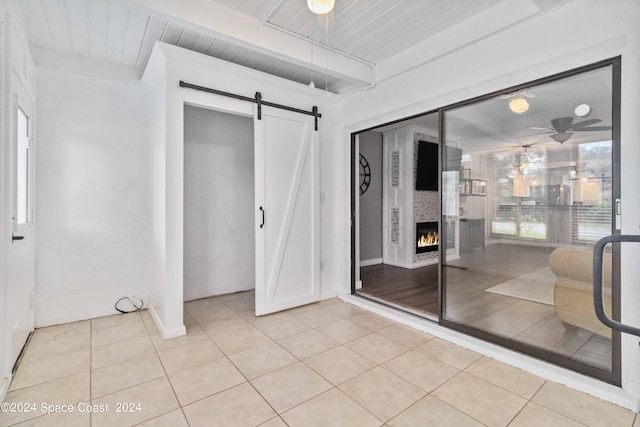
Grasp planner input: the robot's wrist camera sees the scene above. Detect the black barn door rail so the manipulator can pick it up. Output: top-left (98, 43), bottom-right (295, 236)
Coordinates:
top-left (179, 81), bottom-right (321, 130)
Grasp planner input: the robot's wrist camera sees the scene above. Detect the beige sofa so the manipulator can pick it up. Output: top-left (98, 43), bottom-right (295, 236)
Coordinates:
top-left (549, 247), bottom-right (612, 338)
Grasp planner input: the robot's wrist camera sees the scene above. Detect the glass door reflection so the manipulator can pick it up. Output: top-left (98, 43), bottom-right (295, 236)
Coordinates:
top-left (441, 60), bottom-right (619, 382)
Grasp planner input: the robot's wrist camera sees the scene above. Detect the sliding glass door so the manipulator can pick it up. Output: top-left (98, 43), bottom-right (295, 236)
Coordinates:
top-left (440, 59), bottom-right (620, 383)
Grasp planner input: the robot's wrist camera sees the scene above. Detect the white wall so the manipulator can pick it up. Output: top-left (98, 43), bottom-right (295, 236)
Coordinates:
top-left (0, 1), bottom-right (7, 401)
top-left (35, 66), bottom-right (149, 327)
top-left (339, 0), bottom-right (640, 409)
top-left (358, 131), bottom-right (382, 263)
top-left (143, 48), bottom-right (170, 335)
top-left (184, 105), bottom-right (255, 301)
top-left (461, 154), bottom-right (488, 220)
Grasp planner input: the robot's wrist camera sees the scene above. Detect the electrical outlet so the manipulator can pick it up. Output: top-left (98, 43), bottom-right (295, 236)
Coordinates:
top-left (320, 192), bottom-right (326, 203)
top-left (320, 260), bottom-right (326, 271)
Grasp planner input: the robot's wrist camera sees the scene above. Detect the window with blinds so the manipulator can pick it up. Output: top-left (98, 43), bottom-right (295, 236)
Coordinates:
top-left (487, 141), bottom-right (612, 245)
top-left (488, 149), bottom-right (547, 241)
top-left (571, 141), bottom-right (613, 243)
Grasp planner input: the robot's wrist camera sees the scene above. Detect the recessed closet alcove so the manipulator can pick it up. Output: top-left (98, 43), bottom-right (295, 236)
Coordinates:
top-left (183, 105), bottom-right (255, 302)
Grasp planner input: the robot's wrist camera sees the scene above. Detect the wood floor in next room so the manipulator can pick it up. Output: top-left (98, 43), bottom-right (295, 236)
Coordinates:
top-left (359, 263), bottom-right (439, 315)
top-left (1, 290), bottom-right (635, 426)
top-left (359, 243), bottom-right (612, 371)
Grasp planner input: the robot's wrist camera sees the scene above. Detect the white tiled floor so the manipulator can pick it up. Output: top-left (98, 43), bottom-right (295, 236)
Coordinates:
top-left (1, 291), bottom-right (637, 426)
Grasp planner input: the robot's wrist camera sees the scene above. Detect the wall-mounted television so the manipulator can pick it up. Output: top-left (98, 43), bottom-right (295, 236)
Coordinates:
top-left (416, 141), bottom-right (438, 191)
top-left (415, 140), bottom-right (463, 191)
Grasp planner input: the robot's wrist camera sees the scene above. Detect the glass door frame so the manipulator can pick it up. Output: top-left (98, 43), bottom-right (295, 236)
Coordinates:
top-left (438, 57), bottom-right (622, 384)
top-left (349, 110), bottom-right (442, 320)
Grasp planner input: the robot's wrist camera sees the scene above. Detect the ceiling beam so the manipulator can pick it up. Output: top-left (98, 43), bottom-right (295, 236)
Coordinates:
top-left (127, 0), bottom-right (373, 86)
top-left (374, 0), bottom-right (540, 84)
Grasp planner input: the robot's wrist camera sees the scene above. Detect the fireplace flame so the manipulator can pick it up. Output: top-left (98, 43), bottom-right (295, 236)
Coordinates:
top-left (417, 232), bottom-right (439, 248)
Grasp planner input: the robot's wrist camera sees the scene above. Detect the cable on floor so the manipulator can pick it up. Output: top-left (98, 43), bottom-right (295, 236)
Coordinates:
top-left (114, 296), bottom-right (144, 313)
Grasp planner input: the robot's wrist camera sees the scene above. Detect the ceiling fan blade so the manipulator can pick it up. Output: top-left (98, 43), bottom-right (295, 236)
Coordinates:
top-left (528, 126), bottom-right (554, 131)
top-left (576, 126), bottom-right (612, 131)
top-left (570, 118), bottom-right (601, 130)
top-left (550, 117), bottom-right (574, 133)
top-left (517, 131), bottom-right (551, 138)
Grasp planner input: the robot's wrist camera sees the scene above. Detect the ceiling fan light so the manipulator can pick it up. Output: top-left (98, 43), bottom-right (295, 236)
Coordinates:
top-left (307, 0), bottom-right (335, 14)
top-left (509, 98), bottom-right (529, 114)
top-left (551, 132), bottom-right (572, 143)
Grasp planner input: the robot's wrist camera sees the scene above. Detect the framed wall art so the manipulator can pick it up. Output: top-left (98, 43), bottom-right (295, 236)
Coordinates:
top-left (471, 179), bottom-right (487, 196)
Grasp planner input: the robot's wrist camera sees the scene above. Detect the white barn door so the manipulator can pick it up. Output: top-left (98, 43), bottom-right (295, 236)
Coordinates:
top-left (254, 106), bottom-right (319, 315)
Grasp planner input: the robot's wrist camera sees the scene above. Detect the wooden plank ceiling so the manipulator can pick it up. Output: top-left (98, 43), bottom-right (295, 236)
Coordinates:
top-left (16, 0), bottom-right (501, 94)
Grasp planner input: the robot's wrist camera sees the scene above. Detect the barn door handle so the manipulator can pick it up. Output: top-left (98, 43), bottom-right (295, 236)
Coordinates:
top-left (259, 207), bottom-right (265, 229)
top-left (12, 233), bottom-right (24, 242)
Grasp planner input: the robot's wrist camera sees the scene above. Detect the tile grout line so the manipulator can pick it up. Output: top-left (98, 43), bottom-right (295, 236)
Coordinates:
top-left (14, 294), bottom-right (631, 426)
top-left (428, 394), bottom-right (487, 426)
top-left (214, 298), bottom-right (292, 424)
top-left (301, 310), bottom-right (427, 423)
top-left (217, 297), bottom-right (391, 423)
top-left (184, 299), bottom-right (286, 422)
top-left (524, 380), bottom-right (597, 427)
top-left (146, 310), bottom-right (192, 427)
top-left (90, 317), bottom-right (93, 426)
top-left (90, 310), bottom-right (183, 426)
top-left (217, 297), bottom-right (331, 419)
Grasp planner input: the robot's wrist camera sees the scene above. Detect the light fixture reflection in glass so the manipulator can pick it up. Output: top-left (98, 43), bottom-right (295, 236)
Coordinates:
top-left (574, 103), bottom-right (591, 117)
top-left (509, 97), bottom-right (529, 114)
top-left (513, 171), bottom-right (531, 197)
top-left (307, 0), bottom-right (335, 14)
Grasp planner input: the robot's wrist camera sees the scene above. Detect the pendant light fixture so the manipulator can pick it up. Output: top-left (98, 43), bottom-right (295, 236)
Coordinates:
top-left (307, 0), bottom-right (335, 15)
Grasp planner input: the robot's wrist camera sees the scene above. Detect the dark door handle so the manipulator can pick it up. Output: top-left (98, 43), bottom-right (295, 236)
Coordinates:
top-left (259, 207), bottom-right (265, 229)
top-left (12, 234), bottom-right (24, 241)
top-left (593, 234), bottom-right (640, 337)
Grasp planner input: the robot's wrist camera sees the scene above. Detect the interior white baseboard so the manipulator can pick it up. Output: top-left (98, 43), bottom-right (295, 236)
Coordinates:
top-left (411, 258), bottom-right (438, 268)
top-left (382, 259), bottom-right (413, 269)
top-left (360, 258), bottom-right (382, 267)
top-left (148, 305), bottom-right (186, 341)
top-left (383, 258), bottom-right (438, 269)
top-left (446, 253), bottom-right (461, 262)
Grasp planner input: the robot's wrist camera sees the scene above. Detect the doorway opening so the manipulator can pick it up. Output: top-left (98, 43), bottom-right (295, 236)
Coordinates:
top-left (354, 111), bottom-right (442, 319)
top-left (351, 57), bottom-right (621, 384)
top-left (180, 92), bottom-right (320, 317)
top-left (440, 59), bottom-right (620, 384)
top-left (183, 105), bottom-right (255, 302)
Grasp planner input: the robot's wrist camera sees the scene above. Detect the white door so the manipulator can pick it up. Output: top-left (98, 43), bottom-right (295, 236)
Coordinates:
top-left (254, 106), bottom-right (320, 315)
top-left (6, 91), bottom-right (35, 371)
